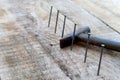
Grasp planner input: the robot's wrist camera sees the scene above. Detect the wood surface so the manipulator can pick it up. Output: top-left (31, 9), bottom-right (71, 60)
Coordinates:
top-left (0, 0), bottom-right (119, 80)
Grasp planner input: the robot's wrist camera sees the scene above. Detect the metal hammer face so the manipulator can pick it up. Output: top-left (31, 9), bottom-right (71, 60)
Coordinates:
top-left (60, 27), bottom-right (90, 48)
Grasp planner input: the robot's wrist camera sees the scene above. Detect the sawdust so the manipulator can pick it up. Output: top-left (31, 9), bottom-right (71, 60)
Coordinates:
top-left (5, 55), bottom-right (18, 67)
top-left (3, 22), bottom-right (18, 32)
top-left (0, 8), bottom-right (6, 17)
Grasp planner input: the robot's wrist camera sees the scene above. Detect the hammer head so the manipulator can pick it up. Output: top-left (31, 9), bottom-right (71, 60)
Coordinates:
top-left (60, 27), bottom-right (91, 48)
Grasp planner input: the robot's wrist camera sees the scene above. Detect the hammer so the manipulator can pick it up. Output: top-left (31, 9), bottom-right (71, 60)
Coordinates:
top-left (60, 27), bottom-right (120, 52)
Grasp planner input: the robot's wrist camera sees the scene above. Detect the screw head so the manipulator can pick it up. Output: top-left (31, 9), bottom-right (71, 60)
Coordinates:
top-left (101, 44), bottom-right (105, 47)
top-left (88, 33), bottom-right (91, 35)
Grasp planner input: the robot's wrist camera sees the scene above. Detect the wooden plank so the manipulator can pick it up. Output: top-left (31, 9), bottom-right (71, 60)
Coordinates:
top-left (73, 0), bottom-right (120, 34)
top-left (0, 0), bottom-right (120, 80)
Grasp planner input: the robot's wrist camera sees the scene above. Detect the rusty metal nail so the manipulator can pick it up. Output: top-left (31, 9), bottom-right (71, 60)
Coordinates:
top-left (84, 33), bottom-right (91, 63)
top-left (97, 44), bottom-right (105, 76)
top-left (71, 24), bottom-right (77, 50)
top-left (55, 10), bottom-right (59, 33)
top-left (48, 6), bottom-right (53, 27)
top-left (62, 15), bottom-right (67, 38)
